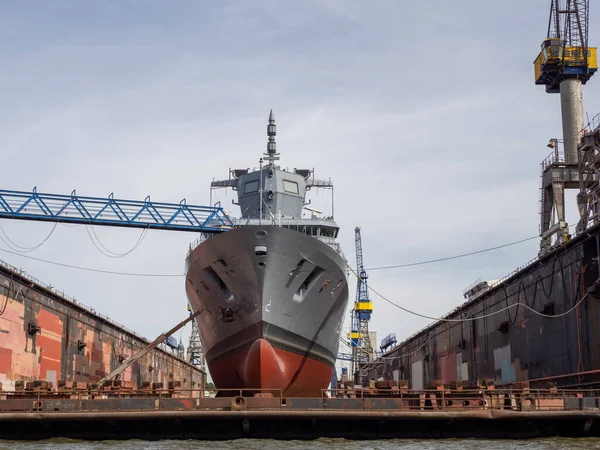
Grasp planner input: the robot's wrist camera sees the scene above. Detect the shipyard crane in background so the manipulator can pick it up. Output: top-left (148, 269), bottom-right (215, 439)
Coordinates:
top-left (535, 0), bottom-right (598, 253)
top-left (186, 303), bottom-right (205, 369)
top-left (347, 226), bottom-right (373, 382)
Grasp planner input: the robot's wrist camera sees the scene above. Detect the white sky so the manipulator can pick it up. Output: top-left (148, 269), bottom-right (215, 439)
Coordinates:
top-left (1, 1), bottom-right (599, 376)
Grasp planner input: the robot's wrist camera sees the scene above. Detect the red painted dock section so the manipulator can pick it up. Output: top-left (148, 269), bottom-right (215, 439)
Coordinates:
top-left (0, 261), bottom-right (204, 391)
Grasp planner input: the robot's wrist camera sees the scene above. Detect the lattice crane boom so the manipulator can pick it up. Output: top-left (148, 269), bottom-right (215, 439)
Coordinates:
top-left (355, 226), bottom-right (369, 304)
top-left (347, 226), bottom-right (373, 382)
top-left (535, 0), bottom-right (596, 93)
top-left (547, 0), bottom-right (588, 50)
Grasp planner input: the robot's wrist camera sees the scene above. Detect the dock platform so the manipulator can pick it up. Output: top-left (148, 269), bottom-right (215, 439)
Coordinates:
top-left (2, 388), bottom-right (600, 439)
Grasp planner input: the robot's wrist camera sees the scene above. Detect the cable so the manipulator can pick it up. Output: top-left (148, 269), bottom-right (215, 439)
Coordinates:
top-left (373, 340), bottom-right (430, 361)
top-left (363, 219), bottom-right (581, 272)
top-left (366, 295), bottom-right (589, 363)
top-left (338, 337), bottom-right (370, 355)
top-left (0, 225), bottom-right (539, 278)
top-left (339, 335), bottom-right (429, 362)
top-left (0, 224), bottom-right (568, 309)
top-left (85, 224), bottom-right (149, 258)
top-left (366, 235), bottom-right (539, 271)
top-left (0, 235), bottom-right (576, 318)
top-left (0, 219), bottom-right (148, 258)
top-left (0, 281), bottom-right (12, 316)
top-left (0, 292), bottom-right (8, 316)
top-left (0, 222), bottom-right (58, 253)
top-left (0, 279), bottom-right (22, 316)
top-left (0, 247), bottom-right (184, 277)
top-left (346, 262), bottom-right (589, 322)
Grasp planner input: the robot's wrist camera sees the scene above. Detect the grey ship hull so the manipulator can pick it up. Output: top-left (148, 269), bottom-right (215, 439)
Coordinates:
top-left (185, 225), bottom-right (349, 396)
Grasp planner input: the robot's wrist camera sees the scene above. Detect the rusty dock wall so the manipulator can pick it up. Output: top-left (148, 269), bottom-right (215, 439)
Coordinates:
top-left (364, 223), bottom-right (600, 389)
top-left (0, 260), bottom-right (204, 391)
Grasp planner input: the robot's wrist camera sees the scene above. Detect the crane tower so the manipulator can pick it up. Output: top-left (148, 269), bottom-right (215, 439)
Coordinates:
top-left (347, 227), bottom-right (373, 382)
top-left (186, 304), bottom-right (205, 369)
top-left (535, 0), bottom-right (598, 252)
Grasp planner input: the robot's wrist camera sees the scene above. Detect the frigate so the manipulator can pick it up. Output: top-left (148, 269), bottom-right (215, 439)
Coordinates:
top-left (185, 111), bottom-right (349, 397)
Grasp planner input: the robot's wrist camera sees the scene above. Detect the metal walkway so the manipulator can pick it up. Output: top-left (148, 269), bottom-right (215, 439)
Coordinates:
top-left (0, 188), bottom-right (233, 233)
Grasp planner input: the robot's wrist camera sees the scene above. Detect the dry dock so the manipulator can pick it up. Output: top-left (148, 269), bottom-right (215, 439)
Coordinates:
top-left (0, 259), bottom-right (205, 393)
top-left (363, 220), bottom-right (600, 391)
top-left (1, 387), bottom-right (600, 440)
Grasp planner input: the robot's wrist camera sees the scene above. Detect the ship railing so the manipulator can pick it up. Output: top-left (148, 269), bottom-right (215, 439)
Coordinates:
top-left (581, 112), bottom-right (600, 137)
top-left (486, 255), bottom-right (540, 291)
top-left (0, 387), bottom-right (284, 409)
top-left (186, 217), bottom-right (342, 257)
top-left (540, 144), bottom-right (566, 172)
top-left (461, 277), bottom-right (484, 297)
top-left (187, 233), bottom-right (212, 257)
top-left (315, 235), bottom-right (344, 254)
top-left (0, 387), bottom-right (598, 412)
top-left (319, 387), bottom-right (594, 411)
top-left (231, 216), bottom-right (337, 226)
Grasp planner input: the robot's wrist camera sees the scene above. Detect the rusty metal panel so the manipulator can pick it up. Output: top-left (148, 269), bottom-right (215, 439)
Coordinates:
top-left (197, 398), bottom-right (231, 409)
top-left (325, 398), bottom-right (363, 409)
top-left (565, 398), bottom-right (582, 410)
top-left (81, 399), bottom-right (121, 411)
top-left (364, 398), bottom-right (404, 410)
top-left (246, 397), bottom-right (280, 409)
top-left (118, 398), bottom-right (157, 410)
top-left (159, 398), bottom-right (196, 410)
top-left (81, 398), bottom-right (156, 411)
top-left (537, 398), bottom-right (565, 410)
top-left (286, 398), bottom-right (323, 409)
top-left (411, 360), bottom-right (424, 390)
top-left (0, 399), bottom-right (32, 411)
top-left (41, 399), bottom-right (81, 411)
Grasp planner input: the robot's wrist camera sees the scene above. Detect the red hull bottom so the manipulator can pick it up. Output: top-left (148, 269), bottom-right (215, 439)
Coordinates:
top-left (208, 339), bottom-right (333, 397)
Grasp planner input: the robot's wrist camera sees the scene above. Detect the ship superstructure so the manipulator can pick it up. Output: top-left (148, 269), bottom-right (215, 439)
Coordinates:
top-left (185, 111), bottom-right (349, 396)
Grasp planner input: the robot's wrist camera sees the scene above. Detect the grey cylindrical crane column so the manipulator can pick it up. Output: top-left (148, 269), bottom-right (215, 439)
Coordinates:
top-left (560, 78), bottom-right (585, 163)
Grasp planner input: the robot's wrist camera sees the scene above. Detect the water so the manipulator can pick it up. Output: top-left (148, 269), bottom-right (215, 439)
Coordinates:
top-left (1, 439), bottom-right (600, 450)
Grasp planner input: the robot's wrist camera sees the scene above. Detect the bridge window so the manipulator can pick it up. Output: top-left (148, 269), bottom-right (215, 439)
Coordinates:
top-left (283, 180), bottom-right (299, 194)
top-left (245, 180), bottom-right (259, 194)
top-left (320, 227), bottom-right (338, 238)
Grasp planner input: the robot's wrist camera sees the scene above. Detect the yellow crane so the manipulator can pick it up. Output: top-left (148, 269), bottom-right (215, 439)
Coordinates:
top-left (534, 0), bottom-right (597, 93)
top-left (535, 1), bottom-right (598, 253)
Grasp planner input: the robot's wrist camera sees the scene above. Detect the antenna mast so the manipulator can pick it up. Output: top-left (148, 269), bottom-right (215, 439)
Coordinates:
top-left (264, 110), bottom-right (280, 166)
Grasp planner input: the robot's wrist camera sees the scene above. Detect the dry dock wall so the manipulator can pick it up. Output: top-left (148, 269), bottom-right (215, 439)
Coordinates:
top-left (365, 224), bottom-right (600, 389)
top-left (0, 260), bottom-right (204, 391)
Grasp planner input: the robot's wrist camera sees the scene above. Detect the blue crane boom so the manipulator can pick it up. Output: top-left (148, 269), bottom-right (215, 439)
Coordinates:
top-left (0, 187), bottom-right (233, 233)
top-left (346, 226), bottom-right (373, 379)
top-left (354, 227), bottom-right (370, 312)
